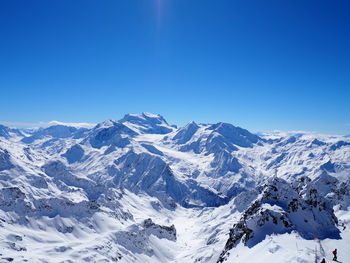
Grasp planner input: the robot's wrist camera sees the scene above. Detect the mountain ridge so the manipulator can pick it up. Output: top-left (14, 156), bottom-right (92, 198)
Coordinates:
top-left (0, 113), bottom-right (349, 263)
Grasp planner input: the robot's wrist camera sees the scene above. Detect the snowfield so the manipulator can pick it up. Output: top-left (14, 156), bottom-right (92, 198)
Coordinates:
top-left (0, 113), bottom-right (349, 263)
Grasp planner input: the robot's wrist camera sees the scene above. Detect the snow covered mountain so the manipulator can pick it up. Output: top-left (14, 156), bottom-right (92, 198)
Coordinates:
top-left (0, 124), bottom-right (24, 139)
top-left (0, 113), bottom-right (349, 263)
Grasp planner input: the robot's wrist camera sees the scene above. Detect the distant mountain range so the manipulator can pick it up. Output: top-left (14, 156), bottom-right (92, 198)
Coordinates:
top-left (0, 113), bottom-right (349, 263)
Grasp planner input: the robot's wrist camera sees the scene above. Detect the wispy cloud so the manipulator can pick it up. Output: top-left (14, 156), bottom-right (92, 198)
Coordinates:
top-left (0, 121), bottom-right (96, 129)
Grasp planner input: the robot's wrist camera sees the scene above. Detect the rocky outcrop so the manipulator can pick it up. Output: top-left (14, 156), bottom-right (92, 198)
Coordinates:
top-left (143, 218), bottom-right (177, 241)
top-left (217, 177), bottom-right (340, 262)
top-left (113, 218), bottom-right (176, 257)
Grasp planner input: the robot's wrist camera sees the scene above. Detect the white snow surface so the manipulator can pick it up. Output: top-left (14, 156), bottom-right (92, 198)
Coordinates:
top-left (0, 113), bottom-right (349, 263)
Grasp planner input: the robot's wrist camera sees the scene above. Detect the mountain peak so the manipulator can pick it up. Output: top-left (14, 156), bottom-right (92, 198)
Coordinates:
top-left (141, 112), bottom-right (163, 119)
top-left (173, 121), bottom-right (200, 144)
top-left (94, 119), bottom-right (117, 129)
top-left (122, 112), bottom-right (167, 123)
top-left (120, 112), bottom-right (173, 134)
top-left (208, 122), bottom-right (261, 148)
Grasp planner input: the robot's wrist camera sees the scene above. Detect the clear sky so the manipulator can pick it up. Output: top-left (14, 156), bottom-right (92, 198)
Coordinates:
top-left (1, 0), bottom-right (349, 134)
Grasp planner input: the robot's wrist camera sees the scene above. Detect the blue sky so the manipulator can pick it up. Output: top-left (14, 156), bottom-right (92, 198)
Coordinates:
top-left (0, 0), bottom-right (349, 134)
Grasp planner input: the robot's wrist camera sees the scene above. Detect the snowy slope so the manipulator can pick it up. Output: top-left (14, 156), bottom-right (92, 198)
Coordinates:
top-left (0, 113), bottom-right (349, 263)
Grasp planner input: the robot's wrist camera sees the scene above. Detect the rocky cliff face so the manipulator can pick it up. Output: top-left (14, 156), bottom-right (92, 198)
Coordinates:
top-left (217, 177), bottom-right (341, 262)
